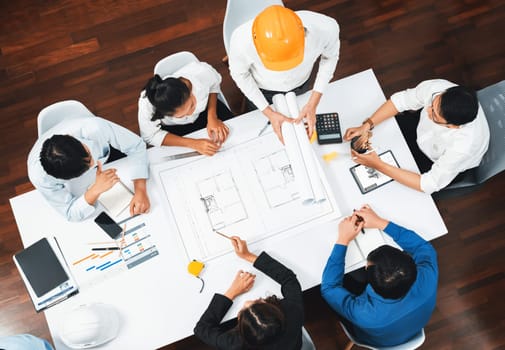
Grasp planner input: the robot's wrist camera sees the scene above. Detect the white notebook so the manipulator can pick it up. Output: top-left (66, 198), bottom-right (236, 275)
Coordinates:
top-left (345, 228), bottom-right (387, 268)
top-left (98, 181), bottom-right (133, 218)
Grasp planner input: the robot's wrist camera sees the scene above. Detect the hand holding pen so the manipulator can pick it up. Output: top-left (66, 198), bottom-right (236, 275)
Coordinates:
top-left (353, 209), bottom-right (366, 234)
top-left (214, 230), bottom-right (257, 262)
top-left (258, 121), bottom-right (271, 136)
top-left (354, 204), bottom-right (389, 231)
top-left (231, 236), bottom-right (257, 263)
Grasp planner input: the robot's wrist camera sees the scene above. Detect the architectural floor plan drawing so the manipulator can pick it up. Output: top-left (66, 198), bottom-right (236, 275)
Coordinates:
top-left (155, 132), bottom-right (341, 261)
top-left (198, 170), bottom-right (248, 230)
top-left (253, 149), bottom-right (299, 208)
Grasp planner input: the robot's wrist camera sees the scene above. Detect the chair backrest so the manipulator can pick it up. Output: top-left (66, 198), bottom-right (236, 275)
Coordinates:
top-left (339, 322), bottom-right (425, 350)
top-left (475, 80), bottom-right (505, 183)
top-left (153, 51), bottom-right (230, 109)
top-left (153, 51), bottom-right (199, 78)
top-left (301, 326), bottom-right (316, 350)
top-left (37, 100), bottom-right (94, 137)
top-left (222, 0), bottom-right (285, 55)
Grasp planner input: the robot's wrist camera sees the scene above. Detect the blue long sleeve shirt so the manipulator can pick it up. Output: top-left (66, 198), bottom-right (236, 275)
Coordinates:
top-left (321, 222), bottom-right (438, 347)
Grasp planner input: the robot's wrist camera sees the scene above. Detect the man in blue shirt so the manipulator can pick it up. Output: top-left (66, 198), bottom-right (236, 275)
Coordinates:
top-left (321, 204), bottom-right (438, 347)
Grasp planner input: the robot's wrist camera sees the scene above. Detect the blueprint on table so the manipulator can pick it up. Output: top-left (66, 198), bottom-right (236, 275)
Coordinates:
top-left (155, 132), bottom-right (341, 261)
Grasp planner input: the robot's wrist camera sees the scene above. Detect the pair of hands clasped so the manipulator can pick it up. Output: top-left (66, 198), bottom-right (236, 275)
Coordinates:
top-left (224, 237), bottom-right (259, 301)
top-left (337, 205), bottom-right (389, 246)
top-left (192, 117), bottom-right (230, 156)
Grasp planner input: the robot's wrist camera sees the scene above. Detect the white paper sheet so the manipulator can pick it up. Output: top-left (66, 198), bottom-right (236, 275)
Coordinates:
top-left (98, 181), bottom-right (133, 218)
top-left (154, 132), bottom-right (341, 261)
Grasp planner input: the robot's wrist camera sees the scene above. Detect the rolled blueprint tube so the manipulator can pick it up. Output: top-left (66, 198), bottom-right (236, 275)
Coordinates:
top-left (272, 94), bottom-right (315, 205)
top-left (285, 92), bottom-right (326, 203)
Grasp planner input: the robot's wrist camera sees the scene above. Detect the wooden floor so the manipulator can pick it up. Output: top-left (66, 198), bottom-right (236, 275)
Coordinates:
top-left (1, 0), bottom-right (504, 349)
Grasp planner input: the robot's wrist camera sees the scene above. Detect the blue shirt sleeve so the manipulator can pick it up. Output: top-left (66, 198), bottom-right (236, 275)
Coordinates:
top-left (321, 244), bottom-right (359, 321)
top-left (384, 222), bottom-right (438, 275)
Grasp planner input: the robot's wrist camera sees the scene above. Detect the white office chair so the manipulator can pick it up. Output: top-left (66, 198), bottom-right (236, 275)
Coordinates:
top-left (340, 322), bottom-right (425, 350)
top-left (301, 326), bottom-right (316, 350)
top-left (153, 51), bottom-right (230, 109)
top-left (222, 0), bottom-right (285, 57)
top-left (37, 100), bottom-right (94, 137)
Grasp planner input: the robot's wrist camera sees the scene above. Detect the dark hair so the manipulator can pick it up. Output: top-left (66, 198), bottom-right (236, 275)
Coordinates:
top-left (144, 74), bottom-right (190, 121)
top-left (40, 135), bottom-right (90, 180)
top-left (238, 296), bottom-right (286, 348)
top-left (439, 86), bottom-right (478, 125)
top-left (366, 245), bottom-right (417, 299)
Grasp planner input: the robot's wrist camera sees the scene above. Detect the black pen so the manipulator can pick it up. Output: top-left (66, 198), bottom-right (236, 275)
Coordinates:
top-left (258, 121), bottom-right (271, 136)
top-left (92, 247), bottom-right (120, 251)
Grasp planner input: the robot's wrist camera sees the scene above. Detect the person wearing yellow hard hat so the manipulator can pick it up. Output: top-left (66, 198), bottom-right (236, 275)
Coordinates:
top-left (228, 5), bottom-right (340, 142)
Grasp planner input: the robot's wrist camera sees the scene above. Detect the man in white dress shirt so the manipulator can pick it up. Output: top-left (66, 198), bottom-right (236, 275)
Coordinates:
top-left (344, 79), bottom-right (490, 194)
top-left (28, 116), bottom-right (150, 221)
top-left (228, 5), bottom-right (340, 142)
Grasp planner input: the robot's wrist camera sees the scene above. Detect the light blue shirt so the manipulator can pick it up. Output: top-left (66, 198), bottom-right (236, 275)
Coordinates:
top-left (27, 117), bottom-right (148, 222)
top-left (321, 222), bottom-right (438, 347)
top-left (0, 334), bottom-right (53, 350)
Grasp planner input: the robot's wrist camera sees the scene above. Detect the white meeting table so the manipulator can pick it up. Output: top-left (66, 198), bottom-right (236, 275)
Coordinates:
top-left (10, 69), bottom-right (446, 349)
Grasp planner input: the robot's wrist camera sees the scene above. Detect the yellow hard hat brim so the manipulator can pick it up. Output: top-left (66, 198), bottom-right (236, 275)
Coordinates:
top-left (259, 50), bottom-right (304, 71)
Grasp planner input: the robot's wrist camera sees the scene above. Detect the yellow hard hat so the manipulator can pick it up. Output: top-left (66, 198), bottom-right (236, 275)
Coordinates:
top-left (252, 5), bottom-right (305, 71)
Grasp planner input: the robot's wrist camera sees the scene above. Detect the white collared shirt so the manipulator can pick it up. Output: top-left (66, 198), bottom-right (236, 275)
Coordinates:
top-left (27, 117), bottom-right (148, 221)
top-left (229, 10), bottom-right (340, 111)
top-left (391, 79), bottom-right (490, 194)
top-left (138, 61), bottom-right (222, 146)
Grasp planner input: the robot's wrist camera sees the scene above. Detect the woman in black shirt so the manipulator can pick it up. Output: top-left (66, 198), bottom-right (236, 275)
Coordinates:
top-left (194, 236), bottom-right (304, 349)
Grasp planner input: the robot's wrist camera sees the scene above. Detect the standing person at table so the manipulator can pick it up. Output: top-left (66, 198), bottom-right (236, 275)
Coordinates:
top-left (344, 80), bottom-right (490, 194)
top-left (28, 116), bottom-right (150, 222)
top-left (228, 5), bottom-right (340, 142)
top-left (194, 237), bottom-right (304, 349)
top-left (138, 61), bottom-right (234, 156)
top-left (321, 204), bottom-right (438, 347)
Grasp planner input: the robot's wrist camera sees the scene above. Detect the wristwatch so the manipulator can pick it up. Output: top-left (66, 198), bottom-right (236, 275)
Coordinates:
top-left (363, 117), bottom-right (374, 130)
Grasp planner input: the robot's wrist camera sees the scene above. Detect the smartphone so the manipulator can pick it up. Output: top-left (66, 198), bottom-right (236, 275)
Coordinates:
top-left (94, 212), bottom-right (123, 239)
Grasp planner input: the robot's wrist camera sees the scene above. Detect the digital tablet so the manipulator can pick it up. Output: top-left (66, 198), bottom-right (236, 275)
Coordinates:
top-left (13, 237), bottom-right (78, 312)
top-left (350, 150), bottom-right (400, 194)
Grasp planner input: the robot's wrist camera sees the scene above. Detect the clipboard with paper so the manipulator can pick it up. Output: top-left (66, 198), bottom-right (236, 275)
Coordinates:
top-left (13, 237), bottom-right (79, 312)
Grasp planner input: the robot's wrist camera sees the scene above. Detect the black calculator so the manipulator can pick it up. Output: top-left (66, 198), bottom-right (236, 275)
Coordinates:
top-left (315, 113), bottom-right (342, 144)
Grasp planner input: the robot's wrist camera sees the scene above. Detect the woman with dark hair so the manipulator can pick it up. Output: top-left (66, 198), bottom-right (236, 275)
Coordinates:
top-left (194, 237), bottom-right (304, 349)
top-left (138, 60), bottom-right (234, 155)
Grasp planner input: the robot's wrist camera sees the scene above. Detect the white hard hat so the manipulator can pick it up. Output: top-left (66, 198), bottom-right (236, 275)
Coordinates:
top-left (59, 303), bottom-right (120, 349)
